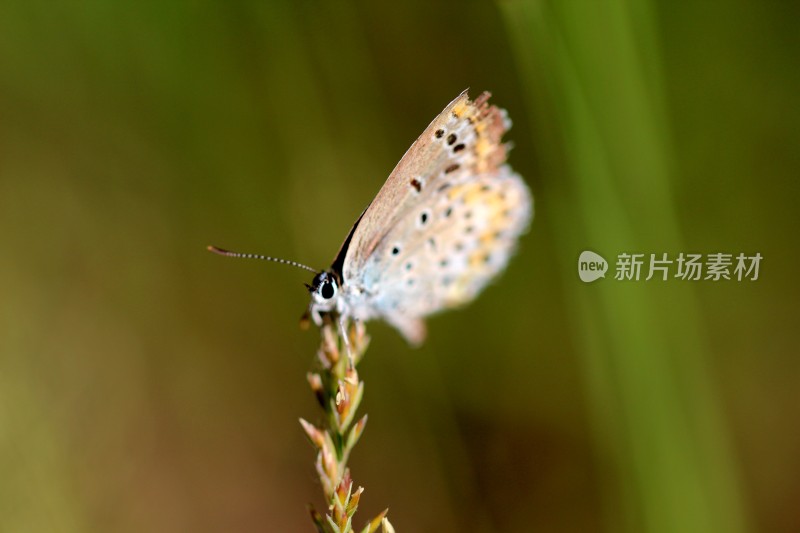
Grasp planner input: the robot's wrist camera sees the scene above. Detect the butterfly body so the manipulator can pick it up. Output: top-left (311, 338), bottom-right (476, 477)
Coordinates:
top-left (306, 90), bottom-right (533, 346)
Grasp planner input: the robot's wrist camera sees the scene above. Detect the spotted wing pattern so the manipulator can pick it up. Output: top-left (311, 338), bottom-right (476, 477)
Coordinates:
top-left (340, 91), bottom-right (533, 344)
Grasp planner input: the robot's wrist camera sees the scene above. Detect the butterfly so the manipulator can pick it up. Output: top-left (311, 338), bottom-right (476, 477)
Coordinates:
top-left (210, 90), bottom-right (533, 347)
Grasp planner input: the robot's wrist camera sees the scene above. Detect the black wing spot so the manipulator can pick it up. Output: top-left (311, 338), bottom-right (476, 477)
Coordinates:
top-left (437, 182), bottom-right (451, 192)
top-left (405, 262), bottom-right (413, 271)
top-left (435, 129), bottom-right (445, 138)
top-left (410, 178), bottom-right (422, 192)
top-left (407, 278), bottom-right (415, 286)
top-left (444, 206), bottom-right (453, 218)
top-left (439, 259), bottom-right (448, 267)
top-left (454, 242), bottom-right (464, 251)
top-left (447, 133), bottom-right (457, 145)
top-left (464, 210), bottom-right (472, 219)
top-left (391, 246), bottom-right (400, 256)
top-left (428, 238), bottom-right (436, 250)
top-left (444, 163), bottom-right (460, 174)
top-left (419, 211), bottom-right (429, 225)
top-left (465, 225), bottom-right (474, 234)
top-left (453, 143), bottom-right (465, 152)
top-left (481, 184), bottom-right (491, 192)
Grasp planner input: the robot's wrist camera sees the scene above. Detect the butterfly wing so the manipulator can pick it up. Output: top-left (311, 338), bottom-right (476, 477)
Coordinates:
top-left (340, 91), bottom-right (533, 344)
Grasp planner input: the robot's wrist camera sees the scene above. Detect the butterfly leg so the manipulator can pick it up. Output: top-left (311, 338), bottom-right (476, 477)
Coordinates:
top-left (337, 314), bottom-right (355, 367)
top-left (309, 306), bottom-right (324, 327)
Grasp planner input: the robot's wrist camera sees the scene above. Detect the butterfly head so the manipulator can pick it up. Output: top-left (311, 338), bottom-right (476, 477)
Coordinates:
top-left (307, 270), bottom-right (340, 312)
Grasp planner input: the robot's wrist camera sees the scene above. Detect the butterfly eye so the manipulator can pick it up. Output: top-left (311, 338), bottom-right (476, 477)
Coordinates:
top-left (320, 280), bottom-right (336, 299)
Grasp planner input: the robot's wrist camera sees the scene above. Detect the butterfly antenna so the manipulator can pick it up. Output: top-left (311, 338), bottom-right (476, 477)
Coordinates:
top-left (207, 245), bottom-right (319, 274)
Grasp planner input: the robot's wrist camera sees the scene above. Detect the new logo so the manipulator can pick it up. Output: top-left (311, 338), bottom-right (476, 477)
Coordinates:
top-left (578, 251), bottom-right (608, 283)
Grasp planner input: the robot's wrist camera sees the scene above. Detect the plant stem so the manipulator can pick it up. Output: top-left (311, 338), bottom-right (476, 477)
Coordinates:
top-left (300, 316), bottom-right (395, 533)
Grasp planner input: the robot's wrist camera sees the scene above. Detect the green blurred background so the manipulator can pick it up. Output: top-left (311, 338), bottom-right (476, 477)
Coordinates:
top-left (1, 1), bottom-right (798, 532)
